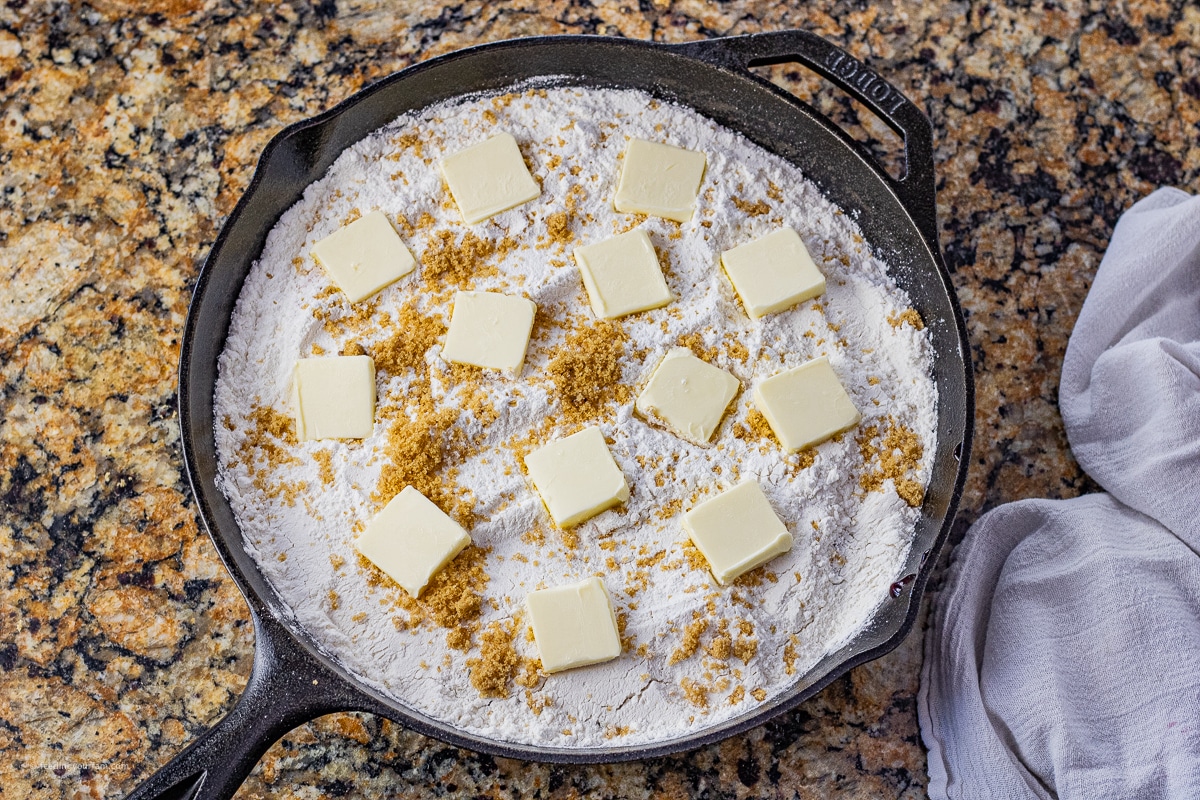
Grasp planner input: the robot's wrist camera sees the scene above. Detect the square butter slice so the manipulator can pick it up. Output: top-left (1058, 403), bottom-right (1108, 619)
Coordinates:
top-left (635, 347), bottom-right (739, 444)
top-left (614, 138), bottom-right (707, 223)
top-left (292, 355), bottom-right (376, 442)
top-left (754, 356), bottom-right (861, 452)
top-left (355, 486), bottom-right (471, 598)
top-left (441, 291), bottom-right (537, 372)
top-left (524, 426), bottom-right (630, 527)
top-left (310, 210), bottom-right (416, 304)
top-left (721, 227), bottom-right (825, 319)
top-left (683, 480), bottom-right (793, 585)
top-left (573, 228), bottom-right (673, 319)
top-left (440, 132), bottom-right (540, 224)
top-left (526, 577), bottom-right (622, 673)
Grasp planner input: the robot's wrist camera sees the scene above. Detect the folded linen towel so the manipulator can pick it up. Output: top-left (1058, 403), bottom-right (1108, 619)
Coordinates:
top-left (919, 187), bottom-right (1200, 799)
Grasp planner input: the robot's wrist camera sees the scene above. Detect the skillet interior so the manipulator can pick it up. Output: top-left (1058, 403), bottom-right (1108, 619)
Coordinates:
top-left (179, 33), bottom-right (971, 762)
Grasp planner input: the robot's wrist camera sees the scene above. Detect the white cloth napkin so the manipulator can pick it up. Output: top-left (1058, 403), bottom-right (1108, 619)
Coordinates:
top-left (919, 187), bottom-right (1200, 799)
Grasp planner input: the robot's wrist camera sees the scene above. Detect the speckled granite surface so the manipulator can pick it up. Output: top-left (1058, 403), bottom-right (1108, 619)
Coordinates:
top-left (1, 2), bottom-right (1197, 798)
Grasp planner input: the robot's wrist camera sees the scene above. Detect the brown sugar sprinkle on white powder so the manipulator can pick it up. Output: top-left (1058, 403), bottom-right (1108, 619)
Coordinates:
top-left (213, 84), bottom-right (937, 748)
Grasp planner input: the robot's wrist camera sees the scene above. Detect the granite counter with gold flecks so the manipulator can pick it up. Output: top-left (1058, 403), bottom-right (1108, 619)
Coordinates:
top-left (2, 1), bottom-right (1198, 798)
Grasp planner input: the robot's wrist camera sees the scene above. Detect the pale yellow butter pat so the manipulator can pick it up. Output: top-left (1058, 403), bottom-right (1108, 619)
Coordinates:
top-left (721, 227), bottom-right (826, 319)
top-left (754, 356), bottom-right (861, 452)
top-left (573, 229), bottom-right (673, 319)
top-left (440, 132), bottom-right (540, 224)
top-left (524, 426), bottom-right (630, 528)
top-left (441, 291), bottom-right (537, 372)
top-left (613, 138), bottom-right (707, 222)
top-left (355, 486), bottom-right (470, 598)
top-left (526, 577), bottom-right (622, 673)
top-left (635, 347), bottom-right (739, 444)
top-left (291, 356), bottom-right (376, 442)
top-left (683, 480), bottom-right (793, 585)
top-left (310, 210), bottom-right (416, 304)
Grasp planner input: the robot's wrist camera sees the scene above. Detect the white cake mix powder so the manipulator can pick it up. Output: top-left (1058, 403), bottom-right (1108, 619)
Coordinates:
top-left (213, 84), bottom-right (938, 748)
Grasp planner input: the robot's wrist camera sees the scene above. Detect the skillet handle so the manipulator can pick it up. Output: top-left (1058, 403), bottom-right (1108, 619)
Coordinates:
top-left (676, 30), bottom-right (939, 254)
top-left (123, 609), bottom-right (368, 800)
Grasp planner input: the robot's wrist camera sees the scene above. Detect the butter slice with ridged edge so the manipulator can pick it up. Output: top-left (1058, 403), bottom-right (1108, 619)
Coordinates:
top-left (355, 486), bottom-right (470, 598)
top-left (526, 577), bottom-right (622, 673)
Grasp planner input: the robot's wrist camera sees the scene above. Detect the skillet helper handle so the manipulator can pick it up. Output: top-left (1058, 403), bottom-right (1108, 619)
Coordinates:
top-left (678, 30), bottom-right (939, 253)
top-left (124, 611), bottom-right (355, 800)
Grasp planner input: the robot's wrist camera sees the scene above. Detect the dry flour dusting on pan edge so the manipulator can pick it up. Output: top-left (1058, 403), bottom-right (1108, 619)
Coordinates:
top-left (212, 84), bottom-right (937, 748)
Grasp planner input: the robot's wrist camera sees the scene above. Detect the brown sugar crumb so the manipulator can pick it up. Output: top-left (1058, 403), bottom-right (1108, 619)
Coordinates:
top-left (374, 396), bottom-right (473, 524)
top-left (668, 619), bottom-right (708, 665)
top-left (330, 554), bottom-right (346, 570)
top-left (705, 631), bottom-right (732, 661)
top-left (858, 417), bottom-right (925, 508)
top-left (361, 545), bottom-right (490, 649)
top-left (313, 450), bottom-right (335, 486)
top-left (547, 319), bottom-right (632, 423)
top-left (242, 404), bottom-right (299, 468)
top-left (676, 331), bottom-right (718, 362)
top-left (341, 341), bottom-right (367, 357)
top-left (310, 343), bottom-right (326, 356)
top-left (604, 724), bottom-right (633, 739)
top-left (680, 541), bottom-right (710, 574)
top-left (681, 677), bottom-right (709, 708)
top-left (421, 229), bottom-right (507, 289)
top-left (373, 305), bottom-right (444, 374)
top-left (731, 196), bottom-right (771, 217)
top-left (545, 210), bottom-right (573, 246)
top-left (515, 657), bottom-right (541, 689)
top-left (482, 109), bottom-right (498, 124)
top-left (782, 636), bottom-right (799, 675)
top-left (525, 690), bottom-right (552, 715)
top-left (732, 408), bottom-right (774, 445)
top-left (394, 132), bottom-right (425, 160)
top-left (467, 619), bottom-right (520, 698)
top-left (328, 590), bottom-right (340, 611)
top-left (888, 308), bottom-right (925, 330)
top-left (751, 687), bottom-right (767, 702)
top-left (728, 685), bottom-right (745, 705)
top-left (732, 634), bottom-right (758, 662)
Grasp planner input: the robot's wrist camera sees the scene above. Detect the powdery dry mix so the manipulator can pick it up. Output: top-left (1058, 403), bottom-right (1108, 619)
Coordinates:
top-left (213, 84), bottom-right (938, 748)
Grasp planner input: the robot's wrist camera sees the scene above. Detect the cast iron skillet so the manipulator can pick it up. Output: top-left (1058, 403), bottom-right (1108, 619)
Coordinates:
top-left (131, 30), bottom-right (973, 800)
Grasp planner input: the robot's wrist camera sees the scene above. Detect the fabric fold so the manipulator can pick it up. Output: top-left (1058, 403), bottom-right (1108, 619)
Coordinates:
top-left (919, 188), bottom-right (1200, 799)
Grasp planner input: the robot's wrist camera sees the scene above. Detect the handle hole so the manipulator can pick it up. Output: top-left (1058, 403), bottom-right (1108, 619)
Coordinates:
top-left (748, 63), bottom-right (907, 182)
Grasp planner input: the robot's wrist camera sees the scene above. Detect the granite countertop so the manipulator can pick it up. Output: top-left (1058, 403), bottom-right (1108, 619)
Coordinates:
top-left (2, 1), bottom-right (1197, 797)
